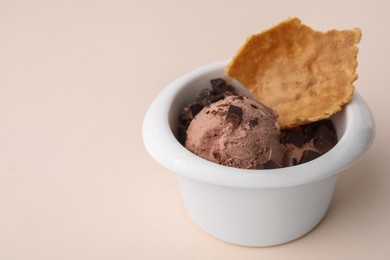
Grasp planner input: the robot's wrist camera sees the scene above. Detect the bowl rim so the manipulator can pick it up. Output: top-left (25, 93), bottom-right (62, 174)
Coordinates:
top-left (143, 61), bottom-right (375, 188)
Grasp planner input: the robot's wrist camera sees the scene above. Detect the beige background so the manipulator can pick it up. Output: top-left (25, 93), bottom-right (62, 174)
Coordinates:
top-left (0, 0), bottom-right (389, 259)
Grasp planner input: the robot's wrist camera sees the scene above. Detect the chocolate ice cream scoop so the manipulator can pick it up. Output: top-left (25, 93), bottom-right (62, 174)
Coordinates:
top-left (185, 96), bottom-right (286, 169)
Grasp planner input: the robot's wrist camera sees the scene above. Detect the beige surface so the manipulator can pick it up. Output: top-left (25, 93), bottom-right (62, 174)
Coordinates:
top-left (0, 0), bottom-right (389, 259)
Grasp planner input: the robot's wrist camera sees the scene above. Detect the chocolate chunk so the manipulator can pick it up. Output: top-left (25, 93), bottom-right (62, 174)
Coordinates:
top-left (197, 88), bottom-right (213, 99)
top-left (299, 150), bottom-right (322, 164)
top-left (207, 93), bottom-right (225, 104)
top-left (283, 127), bottom-right (306, 147)
top-left (210, 78), bottom-right (238, 96)
top-left (196, 98), bottom-right (211, 107)
top-left (301, 121), bottom-right (320, 142)
top-left (211, 78), bottom-right (228, 93)
top-left (313, 123), bottom-right (337, 153)
top-left (196, 89), bottom-right (213, 106)
top-left (225, 84), bottom-right (237, 94)
top-left (322, 119), bottom-right (336, 130)
top-left (194, 79), bottom-right (239, 107)
top-left (212, 151), bottom-right (222, 161)
top-left (263, 160), bottom-right (282, 169)
top-left (189, 103), bottom-right (204, 118)
top-left (250, 104), bottom-right (258, 109)
top-left (196, 89), bottom-right (228, 106)
top-left (226, 105), bottom-right (243, 128)
top-left (179, 107), bottom-right (192, 122)
top-left (177, 125), bottom-right (188, 145)
top-left (249, 118), bottom-right (259, 127)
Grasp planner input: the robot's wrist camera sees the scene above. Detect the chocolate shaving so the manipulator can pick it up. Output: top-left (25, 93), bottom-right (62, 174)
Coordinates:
top-left (226, 105), bottom-right (242, 128)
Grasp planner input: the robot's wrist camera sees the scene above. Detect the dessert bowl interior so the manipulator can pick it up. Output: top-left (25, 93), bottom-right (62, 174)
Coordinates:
top-left (143, 61), bottom-right (375, 188)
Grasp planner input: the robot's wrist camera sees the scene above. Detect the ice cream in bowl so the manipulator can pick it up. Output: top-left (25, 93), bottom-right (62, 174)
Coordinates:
top-left (142, 18), bottom-right (375, 246)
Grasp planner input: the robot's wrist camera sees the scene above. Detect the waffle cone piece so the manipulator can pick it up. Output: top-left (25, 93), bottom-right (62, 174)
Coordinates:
top-left (225, 18), bottom-right (361, 128)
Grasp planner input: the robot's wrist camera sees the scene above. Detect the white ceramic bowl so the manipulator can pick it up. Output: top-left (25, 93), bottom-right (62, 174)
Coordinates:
top-left (142, 61), bottom-right (375, 247)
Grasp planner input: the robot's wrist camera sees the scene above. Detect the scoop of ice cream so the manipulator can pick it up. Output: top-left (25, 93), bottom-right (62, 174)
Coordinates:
top-left (185, 96), bottom-right (286, 169)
